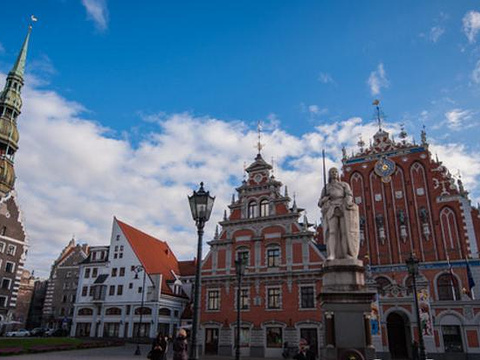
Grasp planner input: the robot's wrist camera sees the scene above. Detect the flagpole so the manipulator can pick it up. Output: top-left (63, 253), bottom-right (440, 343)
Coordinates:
top-left (446, 255), bottom-right (457, 301)
top-left (466, 256), bottom-right (476, 300)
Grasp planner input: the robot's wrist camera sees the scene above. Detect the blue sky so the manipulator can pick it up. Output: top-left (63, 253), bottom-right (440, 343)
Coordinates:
top-left (1, 1), bottom-right (480, 275)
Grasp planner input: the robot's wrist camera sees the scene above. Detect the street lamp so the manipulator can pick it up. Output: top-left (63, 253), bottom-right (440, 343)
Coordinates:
top-left (406, 253), bottom-right (426, 360)
top-left (188, 182), bottom-right (215, 360)
top-left (133, 265), bottom-right (147, 356)
top-left (235, 258), bottom-right (246, 360)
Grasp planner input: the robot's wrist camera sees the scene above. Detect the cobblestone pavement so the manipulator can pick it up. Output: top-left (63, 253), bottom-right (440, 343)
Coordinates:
top-left (13, 344), bottom-right (265, 360)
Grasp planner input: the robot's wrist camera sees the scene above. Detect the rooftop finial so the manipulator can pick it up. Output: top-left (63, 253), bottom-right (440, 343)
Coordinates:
top-left (256, 120), bottom-right (264, 154)
top-left (421, 125), bottom-right (428, 146)
top-left (372, 99), bottom-right (383, 131)
top-left (399, 123), bottom-right (408, 143)
top-left (357, 135), bottom-right (365, 152)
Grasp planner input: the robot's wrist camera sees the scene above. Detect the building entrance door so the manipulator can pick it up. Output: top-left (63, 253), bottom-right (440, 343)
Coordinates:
top-left (387, 312), bottom-right (411, 359)
top-left (205, 328), bottom-right (219, 355)
top-left (300, 328), bottom-right (318, 358)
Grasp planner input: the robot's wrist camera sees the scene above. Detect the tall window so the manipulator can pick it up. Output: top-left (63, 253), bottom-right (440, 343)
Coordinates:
top-left (0, 296), bottom-right (7, 307)
top-left (5, 262), bottom-right (14, 273)
top-left (300, 286), bottom-right (315, 309)
top-left (237, 250), bottom-right (249, 266)
top-left (442, 325), bottom-right (463, 352)
top-left (81, 286), bottom-right (88, 296)
top-left (267, 287), bottom-right (281, 309)
top-left (267, 248), bottom-right (281, 267)
top-left (1, 279), bottom-right (11, 290)
top-left (260, 199), bottom-right (269, 217)
top-left (207, 290), bottom-right (220, 310)
top-left (240, 288), bottom-right (249, 310)
top-left (117, 285), bottom-right (123, 296)
top-left (109, 285), bottom-right (115, 296)
top-left (92, 268), bottom-right (98, 278)
top-left (437, 273), bottom-right (461, 301)
top-left (111, 268), bottom-right (117, 277)
top-left (248, 201), bottom-right (257, 218)
top-left (85, 268), bottom-right (91, 278)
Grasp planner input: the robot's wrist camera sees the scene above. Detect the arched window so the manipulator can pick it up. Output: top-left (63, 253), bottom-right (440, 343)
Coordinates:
top-left (375, 276), bottom-right (391, 296)
top-left (135, 307), bottom-right (152, 315)
top-left (159, 308), bottom-right (171, 316)
top-left (248, 201), bottom-right (257, 219)
top-left (260, 199), bottom-right (269, 217)
top-left (78, 308), bottom-right (93, 316)
top-left (105, 307), bottom-right (122, 316)
top-left (437, 273), bottom-right (461, 301)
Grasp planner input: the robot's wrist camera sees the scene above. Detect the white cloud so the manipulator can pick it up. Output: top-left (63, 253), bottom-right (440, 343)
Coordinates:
top-left (444, 109), bottom-right (475, 130)
top-left (9, 73), bottom-right (480, 277)
top-left (472, 60), bottom-right (480, 83)
top-left (81, 0), bottom-right (109, 31)
top-left (367, 63), bottom-right (389, 96)
top-left (318, 72), bottom-right (335, 85)
top-left (463, 10), bottom-right (480, 44)
top-left (429, 26), bottom-right (445, 43)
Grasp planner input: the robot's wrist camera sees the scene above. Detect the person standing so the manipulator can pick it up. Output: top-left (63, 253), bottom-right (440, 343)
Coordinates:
top-left (173, 329), bottom-right (188, 360)
top-left (293, 339), bottom-right (315, 360)
top-left (150, 332), bottom-right (167, 360)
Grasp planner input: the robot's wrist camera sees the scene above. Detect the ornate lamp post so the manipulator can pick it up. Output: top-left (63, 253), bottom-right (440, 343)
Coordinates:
top-left (134, 265), bottom-right (147, 356)
top-left (406, 253), bottom-right (426, 360)
top-left (235, 258), bottom-right (246, 360)
top-left (188, 182), bottom-right (215, 360)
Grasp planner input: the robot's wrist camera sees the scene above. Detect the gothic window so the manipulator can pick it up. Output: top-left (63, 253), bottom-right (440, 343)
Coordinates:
top-left (375, 276), bottom-right (392, 296)
top-left (300, 286), bottom-right (315, 309)
top-left (437, 273), bottom-right (461, 301)
top-left (207, 289), bottom-right (220, 310)
top-left (267, 247), bottom-right (281, 267)
top-left (267, 287), bottom-right (281, 309)
top-left (248, 201), bottom-right (257, 218)
top-left (260, 199), bottom-right (269, 217)
top-left (440, 207), bottom-right (460, 250)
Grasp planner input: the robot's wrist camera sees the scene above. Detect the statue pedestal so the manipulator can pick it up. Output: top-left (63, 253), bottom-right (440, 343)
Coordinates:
top-left (319, 259), bottom-right (376, 360)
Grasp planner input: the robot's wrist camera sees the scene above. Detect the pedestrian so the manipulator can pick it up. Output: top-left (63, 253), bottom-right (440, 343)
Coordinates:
top-left (173, 328), bottom-right (188, 360)
top-left (293, 339), bottom-right (315, 360)
top-left (149, 332), bottom-right (167, 360)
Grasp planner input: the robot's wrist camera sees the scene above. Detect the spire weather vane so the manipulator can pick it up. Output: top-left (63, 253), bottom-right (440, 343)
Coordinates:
top-left (256, 120), bottom-right (264, 154)
top-left (372, 99), bottom-right (386, 131)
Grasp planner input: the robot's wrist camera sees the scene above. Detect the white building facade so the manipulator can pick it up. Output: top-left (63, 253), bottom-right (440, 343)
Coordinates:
top-left (71, 218), bottom-right (192, 338)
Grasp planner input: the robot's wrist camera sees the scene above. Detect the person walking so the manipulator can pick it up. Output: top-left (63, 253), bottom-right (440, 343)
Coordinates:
top-left (173, 329), bottom-right (188, 360)
top-left (293, 339), bottom-right (315, 360)
top-left (149, 332), bottom-right (167, 360)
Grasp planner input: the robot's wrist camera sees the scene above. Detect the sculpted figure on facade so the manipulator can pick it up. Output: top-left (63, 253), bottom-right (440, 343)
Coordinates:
top-left (318, 167), bottom-right (360, 260)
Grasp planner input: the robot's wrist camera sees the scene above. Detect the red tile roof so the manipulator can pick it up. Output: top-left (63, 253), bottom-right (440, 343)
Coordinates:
top-left (178, 260), bottom-right (197, 277)
top-left (116, 218), bottom-right (186, 297)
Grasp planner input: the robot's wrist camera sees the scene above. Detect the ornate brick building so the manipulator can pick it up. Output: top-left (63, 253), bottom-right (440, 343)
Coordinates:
top-left (200, 152), bottom-right (324, 357)
top-left (340, 118), bottom-right (480, 359)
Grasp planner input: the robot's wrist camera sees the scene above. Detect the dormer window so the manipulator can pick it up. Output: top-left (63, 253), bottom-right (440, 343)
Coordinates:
top-left (248, 201), bottom-right (257, 219)
top-left (260, 199), bottom-right (269, 217)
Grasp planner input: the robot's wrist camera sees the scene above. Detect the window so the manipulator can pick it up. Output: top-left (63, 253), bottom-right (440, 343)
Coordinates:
top-left (106, 307), bottom-right (122, 316)
top-left (114, 246), bottom-right (118, 251)
top-left (89, 287), bottom-right (94, 296)
top-left (92, 268), bottom-right (98, 278)
top-left (207, 290), bottom-right (220, 310)
top-left (260, 199), bottom-right (269, 217)
top-left (70, 294), bottom-right (76, 303)
top-left (267, 248), bottom-right (280, 267)
top-left (92, 252), bottom-right (97, 261)
top-left (300, 286), bottom-right (315, 309)
top-left (135, 307), bottom-right (152, 315)
top-left (116, 235), bottom-right (120, 241)
top-left (5, 262), bottom-right (14, 273)
top-left (131, 265), bottom-right (135, 271)
top-left (138, 287), bottom-right (142, 293)
top-left (114, 253), bottom-right (118, 259)
top-left (237, 250), bottom-right (249, 266)
top-left (66, 271), bottom-right (72, 278)
top-left (437, 274), bottom-right (461, 301)
top-left (267, 287), bottom-right (281, 309)
top-left (240, 288), bottom-right (249, 310)
top-left (0, 242), bottom-right (4, 253)
top-left (6, 245), bottom-right (15, 256)
top-left (248, 201), bottom-right (257, 218)
top-left (111, 268), bottom-right (117, 277)
top-left (109, 285), bottom-right (115, 296)
top-left (62, 295), bottom-right (67, 303)
top-left (1, 278), bottom-right (11, 289)
top-left (78, 308), bottom-right (93, 316)
top-left (240, 327), bottom-right (250, 347)
top-left (82, 286), bottom-right (88, 296)
top-left (119, 267), bottom-right (125, 277)
top-left (117, 285), bottom-right (123, 296)
top-left (442, 325), bottom-right (463, 352)
top-left (85, 268), bottom-right (91, 278)
top-left (120, 246), bottom-right (124, 251)
top-left (119, 253), bottom-right (123, 259)
top-left (159, 308), bottom-right (171, 316)
top-left (129, 283), bottom-right (133, 289)
top-left (266, 327), bottom-right (283, 348)
top-left (1, 226), bottom-right (6, 236)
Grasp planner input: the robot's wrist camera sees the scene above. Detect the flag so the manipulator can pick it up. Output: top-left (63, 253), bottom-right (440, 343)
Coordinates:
top-left (467, 262), bottom-right (476, 291)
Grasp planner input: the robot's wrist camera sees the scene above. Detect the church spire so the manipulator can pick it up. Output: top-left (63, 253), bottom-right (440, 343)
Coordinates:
top-left (9, 25), bottom-right (32, 80)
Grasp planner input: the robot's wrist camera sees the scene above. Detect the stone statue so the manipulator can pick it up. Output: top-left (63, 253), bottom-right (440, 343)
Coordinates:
top-left (318, 167), bottom-right (360, 260)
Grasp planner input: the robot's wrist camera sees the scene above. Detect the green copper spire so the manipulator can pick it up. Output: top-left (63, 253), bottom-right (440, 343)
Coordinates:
top-left (9, 25), bottom-right (32, 80)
